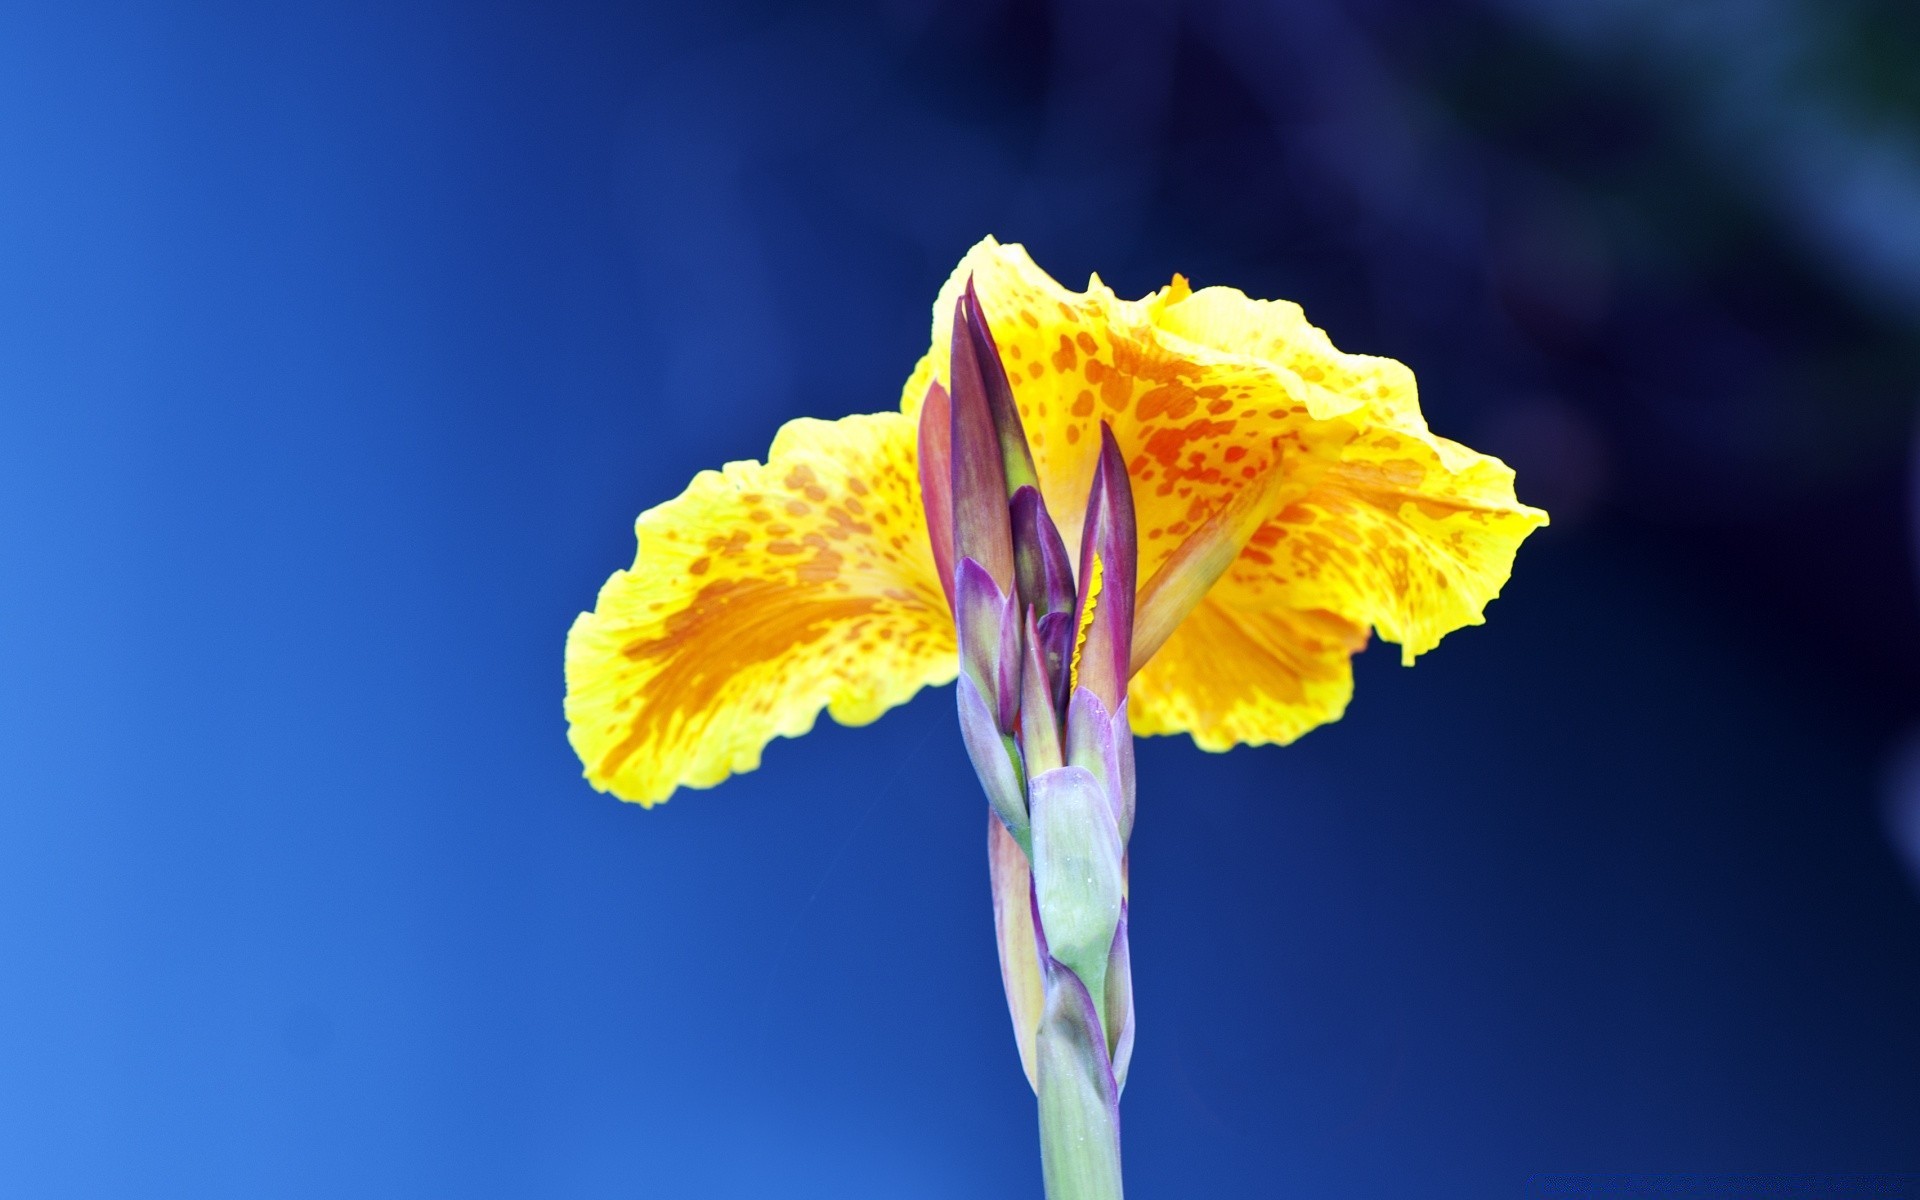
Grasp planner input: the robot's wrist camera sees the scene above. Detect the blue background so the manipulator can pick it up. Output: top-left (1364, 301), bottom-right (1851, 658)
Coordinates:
top-left (4, 1), bottom-right (1919, 1196)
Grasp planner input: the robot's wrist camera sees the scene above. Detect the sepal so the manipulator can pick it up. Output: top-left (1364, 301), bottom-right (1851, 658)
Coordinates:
top-left (954, 557), bottom-right (1020, 732)
top-left (1035, 959), bottom-right (1124, 1200)
top-left (1065, 687), bottom-right (1132, 841)
top-left (989, 814), bottom-right (1044, 1091)
top-left (1113, 699), bottom-right (1136, 843)
top-left (959, 672), bottom-right (1027, 841)
top-left (1028, 765), bottom-right (1124, 1009)
top-left (1105, 903), bottom-right (1135, 1093)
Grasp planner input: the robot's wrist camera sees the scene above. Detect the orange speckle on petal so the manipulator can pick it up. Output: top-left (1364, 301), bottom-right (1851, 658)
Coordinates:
top-left (1136, 384), bottom-right (1194, 422)
top-left (1051, 335), bottom-right (1078, 372)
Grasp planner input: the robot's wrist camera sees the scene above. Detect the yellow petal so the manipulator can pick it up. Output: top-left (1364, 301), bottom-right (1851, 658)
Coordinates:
top-left (1127, 601), bottom-right (1368, 751)
top-left (1155, 287), bottom-right (1548, 667)
top-left (902, 237), bottom-right (1546, 752)
top-left (565, 412), bottom-right (955, 806)
top-left (1227, 424), bottom-right (1546, 666)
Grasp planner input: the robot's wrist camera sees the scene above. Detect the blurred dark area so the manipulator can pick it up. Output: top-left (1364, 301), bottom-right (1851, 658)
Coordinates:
top-left (2, 0), bottom-right (1918, 1196)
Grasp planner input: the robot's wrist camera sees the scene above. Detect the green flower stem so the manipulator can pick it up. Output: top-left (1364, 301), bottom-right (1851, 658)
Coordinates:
top-left (1027, 765), bottom-right (1127, 1200)
top-left (1036, 969), bottom-right (1125, 1200)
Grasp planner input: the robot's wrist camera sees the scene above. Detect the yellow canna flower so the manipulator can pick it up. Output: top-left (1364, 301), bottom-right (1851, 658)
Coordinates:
top-left (564, 237), bottom-right (1547, 807)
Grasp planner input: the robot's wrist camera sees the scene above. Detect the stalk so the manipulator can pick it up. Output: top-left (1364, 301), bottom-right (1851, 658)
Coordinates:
top-left (1036, 967), bottom-right (1125, 1200)
top-left (1027, 763), bottom-right (1128, 1200)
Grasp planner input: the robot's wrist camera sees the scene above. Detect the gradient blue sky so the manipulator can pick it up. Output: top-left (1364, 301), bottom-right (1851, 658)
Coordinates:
top-left (3, 2), bottom-right (1918, 1196)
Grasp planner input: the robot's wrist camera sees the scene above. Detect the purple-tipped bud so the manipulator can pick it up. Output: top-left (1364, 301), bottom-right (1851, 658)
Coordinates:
top-left (916, 381), bottom-right (956, 614)
top-left (957, 279), bottom-right (1041, 496)
top-left (949, 303), bottom-right (1016, 593)
top-left (1010, 486), bottom-right (1076, 619)
top-left (1069, 425), bottom-right (1139, 714)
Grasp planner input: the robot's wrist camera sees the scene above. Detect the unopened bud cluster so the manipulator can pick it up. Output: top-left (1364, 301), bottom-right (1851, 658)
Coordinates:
top-left (919, 284), bottom-right (1137, 1197)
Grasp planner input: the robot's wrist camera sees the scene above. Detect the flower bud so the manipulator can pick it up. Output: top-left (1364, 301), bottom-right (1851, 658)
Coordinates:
top-left (1069, 427), bottom-right (1138, 714)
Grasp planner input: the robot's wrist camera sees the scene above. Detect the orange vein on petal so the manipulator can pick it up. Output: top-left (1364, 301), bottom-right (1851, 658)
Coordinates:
top-left (564, 412), bottom-right (955, 806)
